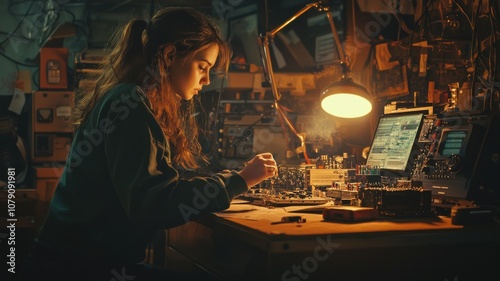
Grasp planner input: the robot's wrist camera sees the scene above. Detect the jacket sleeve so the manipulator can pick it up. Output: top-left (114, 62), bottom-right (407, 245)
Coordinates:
top-left (103, 89), bottom-right (248, 229)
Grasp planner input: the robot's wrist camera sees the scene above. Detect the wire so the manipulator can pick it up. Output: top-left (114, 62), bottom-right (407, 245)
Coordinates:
top-left (489, 2), bottom-right (497, 79)
top-left (350, 0), bottom-right (358, 67)
top-left (0, 0), bottom-right (36, 47)
top-left (31, 67), bottom-right (39, 89)
top-left (451, 0), bottom-right (473, 29)
top-left (407, 0), bottom-right (434, 70)
top-left (0, 51), bottom-right (37, 67)
top-left (205, 76), bottom-right (225, 166)
top-left (222, 116), bottom-right (262, 158)
top-left (59, 5), bottom-right (75, 22)
top-left (0, 31), bottom-right (29, 41)
top-left (7, 0), bottom-right (43, 17)
top-left (488, 3), bottom-right (496, 112)
top-left (383, 0), bottom-right (413, 35)
top-left (438, 0), bottom-right (445, 39)
top-left (468, 0), bottom-right (481, 67)
top-left (490, 0), bottom-right (500, 30)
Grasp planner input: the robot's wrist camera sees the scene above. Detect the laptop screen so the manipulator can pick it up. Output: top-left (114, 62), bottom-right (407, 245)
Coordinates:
top-left (365, 112), bottom-right (424, 174)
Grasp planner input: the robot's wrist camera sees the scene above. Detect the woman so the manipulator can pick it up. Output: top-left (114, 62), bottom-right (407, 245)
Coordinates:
top-left (21, 7), bottom-right (277, 281)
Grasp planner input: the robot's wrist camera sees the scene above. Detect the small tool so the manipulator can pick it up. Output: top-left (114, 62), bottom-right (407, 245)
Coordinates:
top-left (271, 215), bottom-right (306, 225)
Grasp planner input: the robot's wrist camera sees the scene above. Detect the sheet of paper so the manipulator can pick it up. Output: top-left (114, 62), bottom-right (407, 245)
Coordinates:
top-left (215, 204), bottom-right (289, 221)
top-left (283, 202), bottom-right (337, 213)
top-left (8, 89), bottom-right (26, 115)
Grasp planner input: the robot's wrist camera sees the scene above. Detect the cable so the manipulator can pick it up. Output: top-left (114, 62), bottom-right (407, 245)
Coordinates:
top-left (384, 0), bottom-right (413, 35)
top-left (451, 0), bottom-right (473, 29)
top-left (350, 0), bottom-right (358, 66)
top-left (0, 0), bottom-right (36, 47)
top-left (31, 67), bottom-right (39, 89)
top-left (223, 116), bottom-right (262, 158)
top-left (0, 51), bottom-right (38, 67)
top-left (490, 0), bottom-right (500, 30)
top-left (7, 0), bottom-right (42, 17)
top-left (201, 76), bottom-right (226, 168)
top-left (407, 0), bottom-right (434, 74)
top-left (59, 5), bottom-right (75, 22)
top-left (468, 0), bottom-right (481, 68)
top-left (488, 3), bottom-right (496, 112)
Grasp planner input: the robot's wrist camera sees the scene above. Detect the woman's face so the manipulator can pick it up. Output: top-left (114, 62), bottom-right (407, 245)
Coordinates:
top-left (169, 43), bottom-right (219, 100)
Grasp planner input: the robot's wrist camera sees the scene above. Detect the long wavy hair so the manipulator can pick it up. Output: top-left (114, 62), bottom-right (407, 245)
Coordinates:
top-left (73, 7), bottom-right (230, 169)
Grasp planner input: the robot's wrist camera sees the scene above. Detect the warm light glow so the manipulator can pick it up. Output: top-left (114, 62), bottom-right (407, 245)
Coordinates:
top-left (321, 94), bottom-right (372, 118)
top-left (320, 78), bottom-right (372, 118)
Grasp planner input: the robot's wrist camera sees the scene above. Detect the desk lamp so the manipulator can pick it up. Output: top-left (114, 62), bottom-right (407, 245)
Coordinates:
top-left (259, 1), bottom-right (372, 118)
top-left (258, 1), bottom-right (372, 163)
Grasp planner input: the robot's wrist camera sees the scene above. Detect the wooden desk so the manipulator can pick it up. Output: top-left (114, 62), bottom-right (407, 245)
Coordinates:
top-left (164, 206), bottom-right (500, 281)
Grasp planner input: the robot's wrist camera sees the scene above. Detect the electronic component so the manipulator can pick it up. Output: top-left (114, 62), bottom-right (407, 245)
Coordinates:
top-left (307, 168), bottom-right (349, 187)
top-left (359, 187), bottom-right (433, 217)
top-left (323, 206), bottom-right (378, 222)
top-left (40, 48), bottom-right (68, 89)
top-left (450, 205), bottom-right (494, 226)
top-left (413, 113), bottom-right (500, 207)
top-left (32, 91), bottom-right (74, 163)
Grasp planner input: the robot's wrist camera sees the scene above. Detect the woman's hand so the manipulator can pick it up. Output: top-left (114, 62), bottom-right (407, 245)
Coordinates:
top-left (237, 152), bottom-right (277, 188)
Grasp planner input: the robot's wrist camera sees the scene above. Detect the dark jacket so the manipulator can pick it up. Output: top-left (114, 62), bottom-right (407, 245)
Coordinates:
top-left (36, 83), bottom-right (248, 265)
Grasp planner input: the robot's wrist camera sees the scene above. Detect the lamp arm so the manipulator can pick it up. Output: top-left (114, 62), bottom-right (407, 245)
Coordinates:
top-left (258, 2), bottom-right (334, 164)
top-left (259, 37), bottom-right (311, 162)
top-left (259, 1), bottom-right (326, 102)
top-left (326, 10), bottom-right (351, 77)
top-left (275, 103), bottom-right (310, 164)
top-left (259, 35), bottom-right (281, 101)
top-left (269, 2), bottom-right (321, 37)
top-left (325, 8), bottom-right (349, 75)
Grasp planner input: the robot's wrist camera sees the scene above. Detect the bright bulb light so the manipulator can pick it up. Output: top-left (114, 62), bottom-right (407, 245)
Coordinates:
top-left (321, 93), bottom-right (372, 118)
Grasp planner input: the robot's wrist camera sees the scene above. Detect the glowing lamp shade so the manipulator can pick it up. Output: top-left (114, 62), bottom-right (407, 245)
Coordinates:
top-left (320, 78), bottom-right (372, 118)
